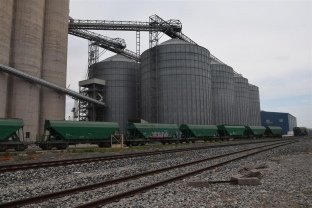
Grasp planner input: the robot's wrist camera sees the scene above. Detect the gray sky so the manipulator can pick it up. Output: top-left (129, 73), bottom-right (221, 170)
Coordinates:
top-left (66, 0), bottom-right (312, 127)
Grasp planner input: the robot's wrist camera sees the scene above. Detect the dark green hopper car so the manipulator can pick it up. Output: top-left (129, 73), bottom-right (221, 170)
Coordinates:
top-left (264, 126), bottom-right (282, 137)
top-left (0, 118), bottom-right (27, 151)
top-left (293, 127), bottom-right (308, 136)
top-left (245, 126), bottom-right (267, 138)
top-left (36, 120), bottom-right (119, 150)
top-left (126, 123), bottom-right (179, 145)
top-left (217, 125), bottom-right (247, 139)
top-left (179, 124), bottom-right (218, 142)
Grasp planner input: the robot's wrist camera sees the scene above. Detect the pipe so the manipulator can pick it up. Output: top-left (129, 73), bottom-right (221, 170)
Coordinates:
top-left (0, 64), bottom-right (106, 106)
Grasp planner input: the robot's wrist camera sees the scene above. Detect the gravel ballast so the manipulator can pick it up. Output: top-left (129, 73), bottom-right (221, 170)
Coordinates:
top-left (0, 138), bottom-right (311, 207)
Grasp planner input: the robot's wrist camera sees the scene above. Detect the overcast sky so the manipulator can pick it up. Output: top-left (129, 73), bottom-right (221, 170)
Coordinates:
top-left (66, 0), bottom-right (312, 127)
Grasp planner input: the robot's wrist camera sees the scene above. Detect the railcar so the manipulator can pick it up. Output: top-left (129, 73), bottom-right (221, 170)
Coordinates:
top-left (36, 120), bottom-right (119, 150)
top-left (293, 127), bottom-right (308, 136)
top-left (179, 124), bottom-right (218, 142)
top-left (126, 123), bottom-right (179, 146)
top-left (217, 125), bottom-right (248, 139)
top-left (245, 126), bottom-right (267, 138)
top-left (0, 118), bottom-right (27, 151)
top-left (264, 126), bottom-right (282, 137)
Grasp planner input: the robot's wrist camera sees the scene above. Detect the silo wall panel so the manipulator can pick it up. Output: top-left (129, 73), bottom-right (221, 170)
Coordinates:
top-left (90, 56), bottom-right (138, 134)
top-left (211, 65), bottom-right (235, 125)
top-left (0, 0), bottom-right (14, 118)
top-left (234, 76), bottom-right (249, 125)
top-left (141, 40), bottom-right (212, 125)
top-left (249, 84), bottom-right (261, 125)
top-left (9, 0), bottom-right (45, 140)
top-left (40, 0), bottom-right (69, 134)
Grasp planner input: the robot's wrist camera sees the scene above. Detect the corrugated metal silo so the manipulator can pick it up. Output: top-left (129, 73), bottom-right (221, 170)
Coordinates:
top-left (8, 0), bottom-right (45, 140)
top-left (141, 39), bottom-right (212, 125)
top-left (248, 84), bottom-right (261, 125)
top-left (211, 64), bottom-right (235, 125)
top-left (39, 0), bottom-right (69, 134)
top-left (89, 54), bottom-right (138, 134)
top-left (233, 75), bottom-right (249, 125)
top-left (0, 0), bottom-right (14, 118)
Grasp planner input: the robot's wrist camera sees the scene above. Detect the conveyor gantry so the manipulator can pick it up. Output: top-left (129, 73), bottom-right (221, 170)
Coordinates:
top-left (69, 29), bottom-right (140, 62)
top-left (69, 14), bottom-right (225, 64)
top-left (68, 14), bottom-right (196, 45)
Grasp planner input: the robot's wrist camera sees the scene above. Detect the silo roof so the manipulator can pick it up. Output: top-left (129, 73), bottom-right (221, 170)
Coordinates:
top-left (159, 38), bottom-right (194, 46)
top-left (100, 54), bottom-right (136, 63)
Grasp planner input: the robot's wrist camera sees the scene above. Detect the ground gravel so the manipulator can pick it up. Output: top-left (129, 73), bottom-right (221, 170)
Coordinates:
top-left (0, 138), bottom-right (310, 208)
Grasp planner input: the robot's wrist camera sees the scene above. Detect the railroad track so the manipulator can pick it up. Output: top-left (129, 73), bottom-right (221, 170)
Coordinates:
top-left (0, 138), bottom-right (295, 173)
top-left (0, 139), bottom-right (298, 208)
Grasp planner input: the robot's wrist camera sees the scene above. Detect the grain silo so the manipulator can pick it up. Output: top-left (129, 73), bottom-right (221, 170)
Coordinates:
top-left (248, 84), bottom-right (261, 125)
top-left (141, 39), bottom-right (212, 125)
top-left (8, 0), bottom-right (45, 140)
top-left (211, 63), bottom-right (235, 125)
top-left (88, 54), bottom-right (138, 134)
top-left (233, 75), bottom-right (249, 125)
top-left (0, 0), bottom-right (14, 118)
top-left (39, 0), bottom-right (69, 134)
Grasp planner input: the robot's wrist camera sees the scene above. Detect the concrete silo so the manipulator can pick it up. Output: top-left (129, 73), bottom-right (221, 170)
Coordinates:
top-left (141, 39), bottom-right (212, 125)
top-left (211, 63), bottom-right (235, 125)
top-left (248, 84), bottom-right (261, 125)
top-left (39, 0), bottom-right (69, 134)
top-left (233, 75), bottom-right (249, 125)
top-left (0, 0), bottom-right (14, 118)
top-left (89, 54), bottom-right (139, 134)
top-left (8, 0), bottom-right (45, 140)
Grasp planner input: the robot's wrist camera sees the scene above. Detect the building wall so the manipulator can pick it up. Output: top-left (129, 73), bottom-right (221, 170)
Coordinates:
top-left (261, 111), bottom-right (297, 135)
top-left (288, 114), bottom-right (297, 132)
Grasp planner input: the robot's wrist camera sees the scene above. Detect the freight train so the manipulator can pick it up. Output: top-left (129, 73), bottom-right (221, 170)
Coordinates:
top-left (0, 118), bottom-right (286, 151)
top-left (293, 127), bottom-right (308, 136)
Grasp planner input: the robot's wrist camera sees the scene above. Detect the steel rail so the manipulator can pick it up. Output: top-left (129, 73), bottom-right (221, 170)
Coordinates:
top-left (76, 140), bottom-right (297, 208)
top-left (0, 139), bottom-right (292, 173)
top-left (0, 64), bottom-right (106, 106)
top-left (0, 140), bottom-right (297, 208)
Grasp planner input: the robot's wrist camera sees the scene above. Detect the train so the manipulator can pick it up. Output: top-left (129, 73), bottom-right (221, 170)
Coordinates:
top-left (0, 118), bottom-right (288, 151)
top-left (293, 127), bottom-right (308, 136)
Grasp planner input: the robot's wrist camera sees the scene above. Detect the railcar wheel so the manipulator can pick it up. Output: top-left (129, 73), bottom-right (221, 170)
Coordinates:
top-left (161, 141), bottom-right (166, 145)
top-left (45, 145), bottom-right (52, 150)
top-left (0, 145), bottom-right (7, 152)
top-left (14, 145), bottom-right (27, 151)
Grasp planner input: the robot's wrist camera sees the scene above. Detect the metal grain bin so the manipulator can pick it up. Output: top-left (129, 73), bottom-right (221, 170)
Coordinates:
top-left (89, 54), bottom-right (139, 134)
top-left (234, 75), bottom-right (249, 125)
top-left (211, 64), bottom-right (235, 125)
top-left (245, 126), bottom-right (266, 137)
top-left (179, 124), bottom-right (218, 138)
top-left (265, 126), bottom-right (282, 137)
top-left (248, 84), bottom-right (261, 125)
top-left (217, 125), bottom-right (247, 138)
top-left (141, 39), bottom-right (212, 125)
